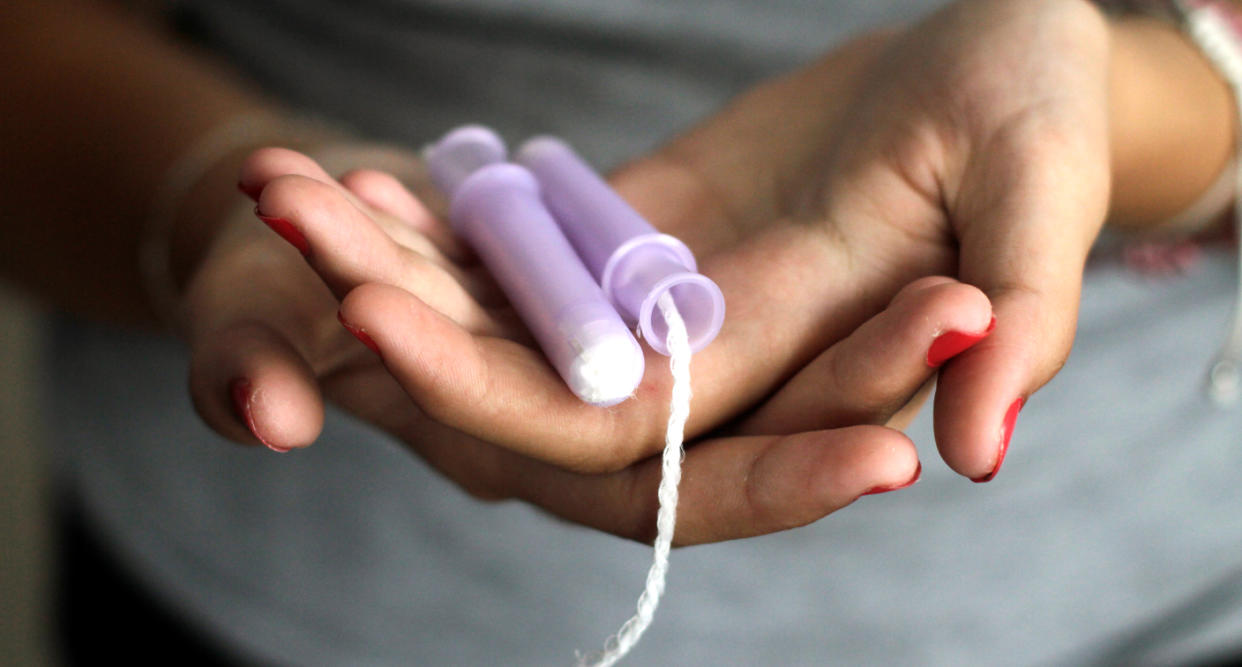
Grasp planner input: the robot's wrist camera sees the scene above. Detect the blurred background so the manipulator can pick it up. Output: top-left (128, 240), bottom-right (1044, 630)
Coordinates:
top-left (1, 285), bottom-right (51, 666)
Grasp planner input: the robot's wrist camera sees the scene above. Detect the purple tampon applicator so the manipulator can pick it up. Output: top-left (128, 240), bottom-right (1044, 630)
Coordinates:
top-left (516, 137), bottom-right (725, 355)
top-left (425, 126), bottom-right (644, 407)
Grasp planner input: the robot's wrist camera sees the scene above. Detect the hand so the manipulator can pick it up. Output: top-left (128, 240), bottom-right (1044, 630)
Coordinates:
top-left (183, 126), bottom-right (992, 544)
top-left (333, 0), bottom-right (1109, 485)
top-left (620, 0), bottom-right (1115, 481)
top-left (183, 0), bottom-right (1117, 542)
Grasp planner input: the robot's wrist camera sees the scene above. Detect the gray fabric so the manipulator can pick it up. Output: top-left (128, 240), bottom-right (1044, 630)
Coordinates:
top-left (171, 0), bottom-right (939, 164)
top-left (54, 1), bottom-right (1242, 664)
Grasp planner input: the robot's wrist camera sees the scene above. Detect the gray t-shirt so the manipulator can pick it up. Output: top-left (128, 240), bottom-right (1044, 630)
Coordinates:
top-left (55, 1), bottom-right (1242, 664)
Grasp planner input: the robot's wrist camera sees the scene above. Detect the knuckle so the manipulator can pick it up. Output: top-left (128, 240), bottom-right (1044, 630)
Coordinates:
top-left (562, 446), bottom-right (639, 476)
top-left (824, 347), bottom-right (873, 404)
top-left (920, 280), bottom-right (991, 322)
top-left (891, 275), bottom-right (955, 305)
top-left (741, 440), bottom-right (816, 533)
top-left (618, 472), bottom-right (661, 544)
top-left (444, 444), bottom-right (515, 504)
top-left (240, 147), bottom-right (320, 182)
top-left (825, 351), bottom-right (911, 424)
top-left (565, 408), bottom-right (663, 476)
top-left (340, 168), bottom-right (399, 195)
top-left (261, 174), bottom-right (341, 217)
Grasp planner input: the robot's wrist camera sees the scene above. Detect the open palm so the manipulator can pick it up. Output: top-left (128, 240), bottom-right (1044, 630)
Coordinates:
top-left (184, 0), bottom-right (1110, 544)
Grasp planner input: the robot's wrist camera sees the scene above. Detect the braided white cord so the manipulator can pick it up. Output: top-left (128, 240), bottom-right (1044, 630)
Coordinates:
top-left (577, 292), bottom-right (692, 667)
top-left (1174, 1), bottom-right (1242, 403)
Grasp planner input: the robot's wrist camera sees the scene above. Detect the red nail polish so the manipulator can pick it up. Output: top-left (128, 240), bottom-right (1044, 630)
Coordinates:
top-left (229, 378), bottom-right (290, 453)
top-left (238, 181), bottom-right (263, 202)
top-left (926, 315), bottom-right (997, 367)
top-left (254, 206), bottom-right (310, 257)
top-left (973, 397), bottom-right (1023, 483)
top-left (337, 311), bottom-right (380, 355)
top-left (862, 461), bottom-right (922, 496)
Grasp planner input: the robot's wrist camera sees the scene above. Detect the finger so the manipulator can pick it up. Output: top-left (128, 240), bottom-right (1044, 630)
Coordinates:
top-left (636, 426), bottom-right (920, 545)
top-left (182, 204), bottom-right (393, 453)
top-left (355, 368), bottom-right (923, 545)
top-left (337, 169), bottom-right (506, 307)
top-left (338, 167), bottom-right (471, 262)
top-left (735, 276), bottom-right (993, 435)
top-left (328, 299), bottom-right (921, 546)
top-left (338, 282), bottom-right (652, 473)
top-left (935, 122), bottom-right (1110, 482)
top-left (188, 318), bottom-right (325, 452)
top-left (256, 173), bottom-right (503, 334)
top-left (182, 225), bottom-right (350, 451)
top-left (423, 425), bottom-right (921, 546)
top-left (237, 146), bottom-right (356, 206)
top-left (239, 147), bottom-right (468, 271)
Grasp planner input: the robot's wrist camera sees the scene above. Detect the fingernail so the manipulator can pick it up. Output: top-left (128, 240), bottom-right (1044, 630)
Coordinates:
top-left (337, 311), bottom-right (380, 355)
top-left (238, 181), bottom-right (263, 202)
top-left (927, 315), bottom-right (997, 367)
top-left (254, 206), bottom-right (310, 257)
top-left (973, 397), bottom-right (1023, 483)
top-left (229, 378), bottom-right (291, 453)
top-left (863, 461), bottom-right (922, 496)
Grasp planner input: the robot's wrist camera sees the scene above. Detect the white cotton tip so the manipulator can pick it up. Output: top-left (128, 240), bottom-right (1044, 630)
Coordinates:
top-left (567, 334), bottom-right (645, 407)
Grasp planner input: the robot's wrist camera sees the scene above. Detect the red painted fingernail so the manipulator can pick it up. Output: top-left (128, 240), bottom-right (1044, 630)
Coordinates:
top-left (973, 397), bottom-right (1023, 483)
top-left (238, 181), bottom-right (263, 202)
top-left (229, 378), bottom-right (290, 453)
top-left (863, 461), bottom-right (922, 496)
top-left (926, 315), bottom-right (997, 367)
top-left (254, 206), bottom-right (310, 257)
top-left (338, 310), bottom-right (380, 355)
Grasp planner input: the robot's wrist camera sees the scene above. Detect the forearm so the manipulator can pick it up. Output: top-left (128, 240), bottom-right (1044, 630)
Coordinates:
top-left (1108, 10), bottom-right (1237, 231)
top-left (0, 0), bottom-right (289, 324)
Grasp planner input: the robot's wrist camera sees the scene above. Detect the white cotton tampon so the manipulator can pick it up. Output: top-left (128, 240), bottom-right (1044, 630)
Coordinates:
top-left (425, 126), bottom-right (645, 406)
top-left (430, 126), bottom-right (719, 667)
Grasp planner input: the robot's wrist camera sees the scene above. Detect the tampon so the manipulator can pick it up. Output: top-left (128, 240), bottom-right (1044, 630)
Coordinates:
top-left (516, 137), bottom-right (725, 355)
top-left (425, 126), bottom-right (645, 406)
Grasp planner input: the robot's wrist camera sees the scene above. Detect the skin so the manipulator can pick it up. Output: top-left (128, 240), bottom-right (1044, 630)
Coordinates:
top-left (1, 0), bottom-right (1235, 544)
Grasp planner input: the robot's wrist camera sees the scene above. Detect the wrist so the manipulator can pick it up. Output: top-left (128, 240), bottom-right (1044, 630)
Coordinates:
top-left (1107, 13), bottom-right (1236, 231)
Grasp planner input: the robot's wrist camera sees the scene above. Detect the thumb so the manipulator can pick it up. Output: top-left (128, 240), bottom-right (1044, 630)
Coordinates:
top-left (933, 122), bottom-right (1111, 481)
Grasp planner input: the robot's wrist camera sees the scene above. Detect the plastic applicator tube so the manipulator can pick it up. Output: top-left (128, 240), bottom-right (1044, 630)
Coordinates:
top-left (425, 126), bottom-right (645, 407)
top-left (515, 137), bottom-right (725, 355)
